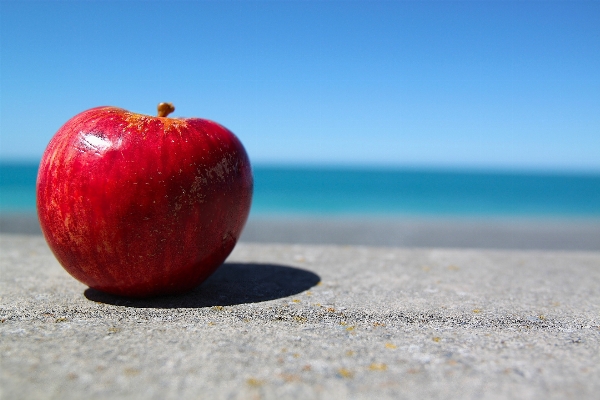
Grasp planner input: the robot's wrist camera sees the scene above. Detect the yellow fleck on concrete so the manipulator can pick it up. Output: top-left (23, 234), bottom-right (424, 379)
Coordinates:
top-left (246, 378), bottom-right (264, 387)
top-left (369, 363), bottom-right (388, 371)
top-left (338, 368), bottom-right (353, 378)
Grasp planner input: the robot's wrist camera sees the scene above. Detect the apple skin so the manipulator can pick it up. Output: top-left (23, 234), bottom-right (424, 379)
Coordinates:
top-left (37, 106), bottom-right (253, 298)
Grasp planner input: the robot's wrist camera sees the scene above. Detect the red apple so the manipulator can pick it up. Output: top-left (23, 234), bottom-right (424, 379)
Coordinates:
top-left (37, 103), bottom-right (253, 297)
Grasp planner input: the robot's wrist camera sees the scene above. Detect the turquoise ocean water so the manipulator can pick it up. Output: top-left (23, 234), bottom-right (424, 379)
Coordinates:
top-left (1, 162), bottom-right (599, 219)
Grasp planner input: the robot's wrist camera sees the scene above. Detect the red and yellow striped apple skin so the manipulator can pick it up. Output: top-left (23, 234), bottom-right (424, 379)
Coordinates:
top-left (37, 106), bottom-right (253, 297)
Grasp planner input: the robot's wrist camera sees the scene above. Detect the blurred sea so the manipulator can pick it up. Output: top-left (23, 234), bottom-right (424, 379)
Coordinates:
top-left (1, 162), bottom-right (600, 219)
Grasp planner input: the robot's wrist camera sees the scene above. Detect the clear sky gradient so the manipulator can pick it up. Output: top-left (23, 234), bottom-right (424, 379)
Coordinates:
top-left (1, 1), bottom-right (599, 171)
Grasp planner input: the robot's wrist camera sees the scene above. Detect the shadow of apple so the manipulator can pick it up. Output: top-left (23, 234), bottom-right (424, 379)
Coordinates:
top-left (84, 262), bottom-right (320, 308)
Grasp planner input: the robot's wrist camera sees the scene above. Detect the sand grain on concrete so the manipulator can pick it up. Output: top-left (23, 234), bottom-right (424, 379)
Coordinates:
top-left (1, 234), bottom-right (599, 399)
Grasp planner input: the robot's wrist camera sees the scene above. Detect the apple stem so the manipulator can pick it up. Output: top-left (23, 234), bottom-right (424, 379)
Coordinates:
top-left (157, 103), bottom-right (175, 117)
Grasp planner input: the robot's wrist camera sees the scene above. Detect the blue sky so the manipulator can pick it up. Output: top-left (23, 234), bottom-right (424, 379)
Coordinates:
top-left (1, 0), bottom-right (599, 171)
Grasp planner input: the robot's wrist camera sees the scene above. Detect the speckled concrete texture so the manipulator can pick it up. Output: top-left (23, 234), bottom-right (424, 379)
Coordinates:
top-left (1, 234), bottom-right (599, 399)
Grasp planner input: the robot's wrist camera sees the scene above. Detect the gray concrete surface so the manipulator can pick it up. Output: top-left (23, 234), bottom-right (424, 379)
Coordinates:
top-left (1, 234), bottom-right (599, 399)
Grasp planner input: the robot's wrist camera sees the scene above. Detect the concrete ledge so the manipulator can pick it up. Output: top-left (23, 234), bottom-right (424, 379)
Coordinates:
top-left (1, 234), bottom-right (599, 399)
top-left (3, 214), bottom-right (600, 251)
top-left (241, 217), bottom-right (600, 251)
